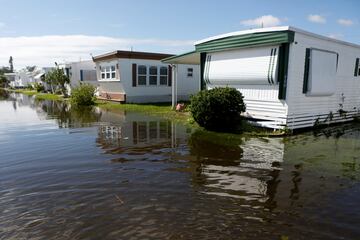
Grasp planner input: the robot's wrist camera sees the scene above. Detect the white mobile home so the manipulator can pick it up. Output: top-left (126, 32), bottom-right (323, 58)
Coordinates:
top-left (5, 70), bottom-right (33, 88)
top-left (93, 50), bottom-right (200, 103)
top-left (58, 60), bottom-right (97, 94)
top-left (164, 26), bottom-right (360, 129)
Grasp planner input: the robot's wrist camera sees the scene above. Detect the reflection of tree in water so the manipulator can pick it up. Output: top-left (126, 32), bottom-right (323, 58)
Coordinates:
top-left (36, 100), bottom-right (102, 128)
top-left (188, 130), bottom-right (243, 165)
top-left (0, 89), bottom-right (9, 100)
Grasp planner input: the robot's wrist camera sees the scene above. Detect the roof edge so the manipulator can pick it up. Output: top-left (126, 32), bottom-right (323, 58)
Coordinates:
top-left (93, 50), bottom-right (174, 62)
top-left (195, 26), bottom-right (360, 49)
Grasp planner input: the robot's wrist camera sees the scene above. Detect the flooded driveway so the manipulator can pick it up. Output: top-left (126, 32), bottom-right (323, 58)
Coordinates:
top-left (1, 91), bottom-right (360, 239)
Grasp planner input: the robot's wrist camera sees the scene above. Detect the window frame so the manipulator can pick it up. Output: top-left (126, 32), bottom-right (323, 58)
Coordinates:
top-left (159, 66), bottom-right (168, 86)
top-left (98, 63), bottom-right (118, 82)
top-left (137, 65), bottom-right (147, 86)
top-left (135, 65), bottom-right (170, 87)
top-left (149, 66), bottom-right (158, 86)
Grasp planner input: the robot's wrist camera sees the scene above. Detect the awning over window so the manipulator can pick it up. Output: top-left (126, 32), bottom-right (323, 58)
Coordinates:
top-left (162, 51), bottom-right (200, 65)
top-left (204, 45), bottom-right (279, 85)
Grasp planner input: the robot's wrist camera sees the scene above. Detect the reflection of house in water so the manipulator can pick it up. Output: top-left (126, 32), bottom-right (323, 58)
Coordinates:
top-left (189, 126), bottom-right (360, 212)
top-left (96, 110), bottom-right (190, 155)
top-left (190, 137), bottom-right (284, 204)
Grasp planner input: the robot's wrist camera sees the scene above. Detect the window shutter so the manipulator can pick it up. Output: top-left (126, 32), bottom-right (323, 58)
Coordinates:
top-left (80, 70), bottom-right (83, 81)
top-left (303, 48), bottom-right (311, 94)
top-left (168, 65), bottom-right (172, 86)
top-left (116, 63), bottom-right (120, 79)
top-left (355, 58), bottom-right (359, 77)
top-left (132, 63), bottom-right (137, 87)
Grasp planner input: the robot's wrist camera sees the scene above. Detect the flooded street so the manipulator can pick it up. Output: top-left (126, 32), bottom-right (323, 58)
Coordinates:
top-left (1, 92), bottom-right (360, 240)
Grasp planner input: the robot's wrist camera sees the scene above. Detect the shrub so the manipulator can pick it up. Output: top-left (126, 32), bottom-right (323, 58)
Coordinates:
top-left (70, 84), bottom-right (96, 106)
top-left (190, 87), bottom-right (246, 132)
top-left (34, 82), bottom-right (45, 92)
top-left (26, 83), bottom-right (34, 90)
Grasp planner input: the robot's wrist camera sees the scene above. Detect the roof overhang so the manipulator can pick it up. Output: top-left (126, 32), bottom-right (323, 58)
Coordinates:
top-left (195, 30), bottom-right (295, 52)
top-left (162, 51), bottom-right (200, 65)
top-left (93, 50), bottom-right (174, 62)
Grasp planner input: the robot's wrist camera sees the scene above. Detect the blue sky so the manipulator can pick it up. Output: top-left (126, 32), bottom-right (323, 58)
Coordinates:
top-left (0, 0), bottom-right (359, 68)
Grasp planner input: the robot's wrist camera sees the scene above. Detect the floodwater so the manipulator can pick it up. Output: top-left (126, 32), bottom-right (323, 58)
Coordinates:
top-left (0, 91), bottom-right (360, 240)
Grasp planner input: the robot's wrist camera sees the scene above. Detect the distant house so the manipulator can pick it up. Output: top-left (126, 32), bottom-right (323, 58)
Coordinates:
top-left (58, 60), bottom-right (97, 94)
top-left (5, 70), bottom-right (33, 88)
top-left (164, 26), bottom-right (360, 129)
top-left (93, 50), bottom-right (200, 103)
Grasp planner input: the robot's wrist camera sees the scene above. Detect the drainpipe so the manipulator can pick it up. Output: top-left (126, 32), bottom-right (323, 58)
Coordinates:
top-left (171, 64), bottom-right (177, 109)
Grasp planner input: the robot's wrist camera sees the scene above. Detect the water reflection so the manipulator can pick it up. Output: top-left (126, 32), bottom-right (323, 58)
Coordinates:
top-left (1, 91), bottom-right (360, 239)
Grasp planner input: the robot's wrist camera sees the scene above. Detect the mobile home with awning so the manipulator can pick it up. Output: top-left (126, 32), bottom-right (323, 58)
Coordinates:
top-left (163, 26), bottom-right (360, 129)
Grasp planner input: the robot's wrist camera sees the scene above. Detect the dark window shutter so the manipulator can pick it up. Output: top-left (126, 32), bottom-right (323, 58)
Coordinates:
top-left (355, 58), bottom-right (359, 77)
top-left (303, 48), bottom-right (311, 94)
top-left (80, 70), bottom-right (83, 81)
top-left (132, 63), bottom-right (137, 87)
top-left (168, 65), bottom-right (172, 86)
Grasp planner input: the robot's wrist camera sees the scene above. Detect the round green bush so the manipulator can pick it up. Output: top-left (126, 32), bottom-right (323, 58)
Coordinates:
top-left (70, 84), bottom-right (96, 106)
top-left (33, 82), bottom-right (45, 92)
top-left (190, 87), bottom-right (246, 132)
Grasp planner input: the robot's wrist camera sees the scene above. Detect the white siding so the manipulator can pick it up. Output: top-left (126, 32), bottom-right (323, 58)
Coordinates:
top-left (97, 58), bottom-right (200, 103)
top-left (286, 32), bottom-right (360, 129)
top-left (208, 83), bottom-right (287, 128)
top-left (175, 64), bottom-right (200, 101)
top-left (206, 46), bottom-right (287, 128)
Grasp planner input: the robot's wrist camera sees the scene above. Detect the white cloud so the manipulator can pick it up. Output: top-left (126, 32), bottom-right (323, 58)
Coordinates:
top-left (240, 15), bottom-right (282, 28)
top-left (328, 33), bottom-right (344, 40)
top-left (0, 22), bottom-right (5, 28)
top-left (307, 14), bottom-right (326, 24)
top-left (0, 35), bottom-right (194, 69)
top-left (337, 18), bottom-right (354, 26)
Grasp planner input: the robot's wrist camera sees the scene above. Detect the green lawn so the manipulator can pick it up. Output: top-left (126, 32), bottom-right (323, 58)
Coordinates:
top-left (35, 93), bottom-right (64, 101)
top-left (95, 100), bottom-right (193, 124)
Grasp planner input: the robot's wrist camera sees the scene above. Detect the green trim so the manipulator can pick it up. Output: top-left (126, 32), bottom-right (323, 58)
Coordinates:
top-left (303, 48), bottom-right (311, 94)
top-left (200, 53), bottom-right (207, 90)
top-left (355, 58), bottom-right (359, 77)
top-left (278, 43), bottom-right (290, 100)
top-left (161, 50), bottom-right (196, 63)
top-left (196, 31), bottom-right (295, 52)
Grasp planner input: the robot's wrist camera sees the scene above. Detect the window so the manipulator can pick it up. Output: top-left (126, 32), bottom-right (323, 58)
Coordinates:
top-left (149, 66), bottom-right (158, 85)
top-left (137, 65), bottom-right (147, 85)
top-left (187, 68), bottom-right (193, 77)
top-left (303, 48), bottom-right (338, 96)
top-left (160, 66), bottom-right (168, 85)
top-left (100, 65), bottom-right (117, 81)
top-left (111, 66), bottom-right (116, 78)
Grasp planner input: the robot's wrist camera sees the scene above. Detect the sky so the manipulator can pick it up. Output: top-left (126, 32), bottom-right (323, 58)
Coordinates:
top-left (0, 0), bottom-right (359, 69)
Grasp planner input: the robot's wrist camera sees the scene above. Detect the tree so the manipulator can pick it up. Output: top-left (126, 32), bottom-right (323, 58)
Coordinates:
top-left (9, 56), bottom-right (14, 72)
top-left (0, 73), bottom-right (8, 88)
top-left (44, 68), bottom-right (70, 96)
top-left (0, 67), bottom-right (11, 88)
top-left (26, 65), bottom-right (36, 72)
